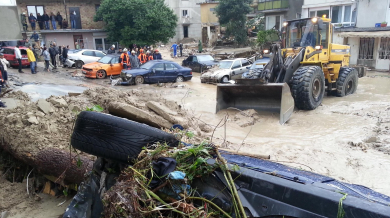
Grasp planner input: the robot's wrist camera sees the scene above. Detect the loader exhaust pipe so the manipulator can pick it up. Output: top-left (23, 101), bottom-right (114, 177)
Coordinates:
top-left (216, 81), bottom-right (294, 124)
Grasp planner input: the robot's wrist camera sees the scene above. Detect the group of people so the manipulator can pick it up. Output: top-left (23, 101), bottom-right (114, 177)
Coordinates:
top-left (107, 45), bottom-right (162, 70)
top-left (13, 41), bottom-right (69, 74)
top-left (22, 11), bottom-right (74, 31)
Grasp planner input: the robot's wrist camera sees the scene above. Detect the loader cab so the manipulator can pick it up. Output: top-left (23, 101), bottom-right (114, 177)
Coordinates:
top-left (283, 17), bottom-right (330, 49)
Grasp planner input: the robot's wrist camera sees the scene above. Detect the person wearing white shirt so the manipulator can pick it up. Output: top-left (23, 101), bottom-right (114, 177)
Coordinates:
top-left (14, 45), bottom-right (24, 73)
top-left (0, 53), bottom-right (10, 88)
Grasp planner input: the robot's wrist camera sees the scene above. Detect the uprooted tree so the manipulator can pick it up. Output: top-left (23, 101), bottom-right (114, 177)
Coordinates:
top-left (215, 0), bottom-right (252, 46)
top-left (95, 0), bottom-right (178, 46)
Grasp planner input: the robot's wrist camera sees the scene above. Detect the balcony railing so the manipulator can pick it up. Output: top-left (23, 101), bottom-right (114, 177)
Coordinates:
top-left (258, 0), bottom-right (289, 11)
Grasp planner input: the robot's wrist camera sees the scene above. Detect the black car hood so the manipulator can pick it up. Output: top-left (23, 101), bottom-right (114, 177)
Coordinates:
top-left (199, 60), bottom-right (219, 66)
top-left (123, 69), bottom-right (149, 76)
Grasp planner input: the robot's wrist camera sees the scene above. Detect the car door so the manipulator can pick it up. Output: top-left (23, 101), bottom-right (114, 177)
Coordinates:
top-left (230, 60), bottom-right (242, 79)
top-left (81, 51), bottom-right (95, 63)
top-left (150, 63), bottom-right (165, 83)
top-left (185, 56), bottom-right (194, 70)
top-left (239, 59), bottom-right (252, 78)
top-left (164, 63), bottom-right (178, 82)
top-left (192, 56), bottom-right (200, 72)
top-left (109, 57), bottom-right (122, 76)
top-left (94, 51), bottom-right (105, 62)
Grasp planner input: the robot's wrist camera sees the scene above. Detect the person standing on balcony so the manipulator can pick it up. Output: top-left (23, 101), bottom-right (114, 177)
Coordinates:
top-left (50, 12), bottom-right (57, 30)
top-left (70, 11), bottom-right (77, 29)
top-left (56, 12), bottom-right (63, 29)
top-left (37, 13), bottom-right (44, 30)
top-left (21, 13), bottom-right (28, 31)
top-left (29, 13), bottom-right (37, 31)
top-left (62, 19), bottom-right (68, 29)
top-left (43, 12), bottom-right (50, 30)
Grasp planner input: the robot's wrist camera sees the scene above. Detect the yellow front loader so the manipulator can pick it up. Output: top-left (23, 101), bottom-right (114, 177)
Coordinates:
top-left (216, 17), bottom-right (359, 124)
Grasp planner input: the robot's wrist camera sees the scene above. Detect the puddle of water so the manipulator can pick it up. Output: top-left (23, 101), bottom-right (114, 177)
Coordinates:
top-left (18, 84), bottom-right (87, 101)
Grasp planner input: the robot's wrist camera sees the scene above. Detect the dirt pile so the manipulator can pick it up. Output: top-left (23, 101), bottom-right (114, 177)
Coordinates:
top-left (233, 109), bottom-right (261, 127)
top-left (0, 87), bottom-right (209, 185)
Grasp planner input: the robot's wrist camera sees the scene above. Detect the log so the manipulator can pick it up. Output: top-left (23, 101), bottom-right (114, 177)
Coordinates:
top-left (218, 148), bottom-right (270, 160)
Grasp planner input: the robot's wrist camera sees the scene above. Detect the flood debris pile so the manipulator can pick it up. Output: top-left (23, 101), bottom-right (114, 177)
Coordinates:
top-left (0, 87), bottom-right (210, 185)
top-left (102, 142), bottom-right (245, 218)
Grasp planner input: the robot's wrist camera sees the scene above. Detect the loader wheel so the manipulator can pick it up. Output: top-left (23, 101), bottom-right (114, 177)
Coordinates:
top-left (71, 111), bottom-right (179, 163)
top-left (291, 66), bottom-right (325, 110)
top-left (335, 67), bottom-right (358, 97)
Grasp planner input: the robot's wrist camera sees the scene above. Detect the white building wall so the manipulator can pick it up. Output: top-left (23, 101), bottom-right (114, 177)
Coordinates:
top-left (165, 0), bottom-right (202, 43)
top-left (356, 0), bottom-right (387, 28)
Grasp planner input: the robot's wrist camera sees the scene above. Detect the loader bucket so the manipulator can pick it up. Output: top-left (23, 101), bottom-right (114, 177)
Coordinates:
top-left (216, 82), bottom-right (294, 124)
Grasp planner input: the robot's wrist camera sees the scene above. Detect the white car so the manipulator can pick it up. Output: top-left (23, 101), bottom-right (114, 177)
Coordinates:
top-left (67, 49), bottom-right (106, 68)
top-left (200, 58), bottom-right (252, 83)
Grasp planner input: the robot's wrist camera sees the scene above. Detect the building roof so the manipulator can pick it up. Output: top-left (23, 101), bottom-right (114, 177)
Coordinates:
top-left (38, 29), bottom-right (106, 34)
top-left (334, 26), bottom-right (390, 32)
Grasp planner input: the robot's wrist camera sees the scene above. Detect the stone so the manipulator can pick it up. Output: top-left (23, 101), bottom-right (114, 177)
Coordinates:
top-left (68, 92), bottom-right (82, 97)
top-left (146, 101), bottom-right (188, 128)
top-left (28, 116), bottom-right (39, 125)
top-left (35, 111), bottom-right (45, 117)
top-left (68, 104), bottom-right (81, 112)
top-left (109, 102), bottom-right (173, 129)
top-left (37, 99), bottom-right (54, 114)
top-left (49, 98), bottom-right (68, 108)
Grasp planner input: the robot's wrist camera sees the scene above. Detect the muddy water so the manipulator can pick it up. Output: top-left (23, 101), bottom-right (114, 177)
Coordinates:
top-left (17, 83), bottom-right (87, 101)
top-left (158, 72), bottom-right (390, 196)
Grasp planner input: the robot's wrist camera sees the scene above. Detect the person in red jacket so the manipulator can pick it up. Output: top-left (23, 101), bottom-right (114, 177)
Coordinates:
top-left (120, 48), bottom-right (129, 69)
top-left (138, 49), bottom-right (147, 64)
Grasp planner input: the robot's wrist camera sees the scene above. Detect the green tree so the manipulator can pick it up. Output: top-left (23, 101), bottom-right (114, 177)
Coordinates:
top-left (95, 0), bottom-right (178, 46)
top-left (215, 0), bottom-right (252, 46)
top-left (256, 29), bottom-right (279, 51)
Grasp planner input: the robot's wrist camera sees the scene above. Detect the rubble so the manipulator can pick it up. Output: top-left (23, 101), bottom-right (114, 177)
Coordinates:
top-left (0, 87), bottom-right (209, 185)
top-left (233, 109), bottom-right (261, 127)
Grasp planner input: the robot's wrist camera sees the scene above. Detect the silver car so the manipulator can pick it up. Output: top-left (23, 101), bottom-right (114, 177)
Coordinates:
top-left (200, 58), bottom-right (252, 83)
top-left (67, 49), bottom-right (106, 68)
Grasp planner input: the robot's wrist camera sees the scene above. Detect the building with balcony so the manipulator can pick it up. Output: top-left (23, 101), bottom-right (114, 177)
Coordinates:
top-left (303, 0), bottom-right (390, 70)
top-left (15, 0), bottom-right (112, 51)
top-left (199, 0), bottom-right (219, 46)
top-left (257, 0), bottom-right (304, 30)
top-left (164, 0), bottom-right (202, 43)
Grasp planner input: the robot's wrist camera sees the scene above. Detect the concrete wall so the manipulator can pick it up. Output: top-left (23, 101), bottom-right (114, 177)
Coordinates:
top-left (164, 0), bottom-right (202, 42)
top-left (356, 0), bottom-right (387, 28)
top-left (44, 32), bottom-right (94, 49)
top-left (17, 0), bottom-right (104, 31)
top-left (200, 3), bottom-right (218, 24)
top-left (286, 0), bottom-right (303, 20)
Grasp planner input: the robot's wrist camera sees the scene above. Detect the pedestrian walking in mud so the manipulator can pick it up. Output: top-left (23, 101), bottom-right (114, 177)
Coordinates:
top-left (179, 43), bottom-right (183, 57)
top-left (171, 42), bottom-right (178, 58)
top-left (14, 45), bottom-right (24, 73)
top-left (26, 46), bottom-right (37, 74)
top-left (42, 47), bottom-right (50, 72)
top-left (129, 50), bottom-right (140, 69)
top-left (0, 53), bottom-right (10, 88)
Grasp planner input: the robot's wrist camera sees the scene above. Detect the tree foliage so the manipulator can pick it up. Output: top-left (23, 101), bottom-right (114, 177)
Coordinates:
top-left (95, 0), bottom-right (178, 46)
top-left (256, 29), bottom-right (279, 50)
top-left (215, 0), bottom-right (252, 45)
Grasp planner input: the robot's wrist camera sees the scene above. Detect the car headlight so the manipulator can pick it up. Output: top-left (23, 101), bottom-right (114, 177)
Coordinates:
top-left (206, 65), bottom-right (211, 69)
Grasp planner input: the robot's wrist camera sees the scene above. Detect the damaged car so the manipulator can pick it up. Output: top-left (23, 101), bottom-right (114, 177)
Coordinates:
top-left (119, 60), bottom-right (192, 85)
top-left (241, 57), bottom-right (270, 79)
top-left (200, 58), bottom-right (252, 83)
top-left (182, 54), bottom-right (218, 73)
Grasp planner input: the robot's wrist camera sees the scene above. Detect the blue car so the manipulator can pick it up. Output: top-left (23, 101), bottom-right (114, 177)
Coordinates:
top-left (120, 60), bottom-right (193, 85)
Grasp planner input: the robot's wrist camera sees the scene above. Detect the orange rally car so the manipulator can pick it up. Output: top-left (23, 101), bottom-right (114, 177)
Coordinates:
top-left (82, 54), bottom-right (123, 79)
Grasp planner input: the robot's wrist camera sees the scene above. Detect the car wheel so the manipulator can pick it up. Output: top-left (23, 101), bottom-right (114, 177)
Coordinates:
top-left (135, 76), bottom-right (144, 85)
top-left (96, 70), bottom-right (106, 79)
top-left (221, 76), bottom-right (229, 83)
top-left (75, 61), bottom-right (84, 69)
top-left (176, 76), bottom-right (184, 83)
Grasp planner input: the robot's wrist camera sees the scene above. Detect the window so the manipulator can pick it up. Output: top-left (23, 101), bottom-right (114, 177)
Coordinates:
top-left (186, 56), bottom-right (193, 62)
top-left (27, 5), bottom-right (44, 18)
top-left (331, 5), bottom-right (356, 26)
top-left (165, 63), bottom-right (178, 70)
top-left (192, 56), bottom-right (198, 62)
top-left (153, 63), bottom-right (164, 70)
top-left (296, 13), bottom-right (301, 19)
top-left (210, 8), bottom-right (215, 11)
top-left (182, 10), bottom-right (188, 17)
top-left (231, 60), bottom-right (241, 69)
top-left (266, 15), bottom-right (283, 30)
top-left (241, 59), bottom-right (251, 67)
top-left (359, 38), bottom-right (375, 60)
top-left (111, 57), bottom-right (119, 64)
top-left (2, 48), bottom-right (14, 55)
top-left (82, 51), bottom-right (94, 56)
top-left (379, 38), bottom-right (390, 59)
top-left (95, 51), bottom-right (105, 57)
top-left (183, 26), bottom-right (189, 38)
top-left (309, 10), bottom-right (329, 18)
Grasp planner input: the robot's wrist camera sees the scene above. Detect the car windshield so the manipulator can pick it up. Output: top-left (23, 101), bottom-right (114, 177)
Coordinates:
top-left (197, 55), bottom-right (214, 62)
top-left (140, 61), bottom-right (155, 69)
top-left (98, 56), bottom-right (112, 64)
top-left (218, 61), bottom-right (233, 69)
top-left (285, 19), bottom-right (328, 48)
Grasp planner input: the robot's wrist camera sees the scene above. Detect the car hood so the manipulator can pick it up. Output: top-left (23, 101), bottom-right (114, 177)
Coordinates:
top-left (123, 68), bottom-right (149, 76)
top-left (201, 69), bottom-right (230, 77)
top-left (200, 60), bottom-right (219, 66)
top-left (83, 62), bottom-right (105, 69)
